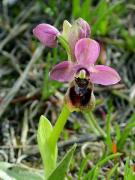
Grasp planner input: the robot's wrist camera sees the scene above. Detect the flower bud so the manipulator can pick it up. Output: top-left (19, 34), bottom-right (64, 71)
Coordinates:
top-left (62, 20), bottom-right (72, 40)
top-left (77, 18), bottom-right (91, 38)
top-left (62, 18), bottom-right (91, 62)
top-left (33, 23), bottom-right (59, 48)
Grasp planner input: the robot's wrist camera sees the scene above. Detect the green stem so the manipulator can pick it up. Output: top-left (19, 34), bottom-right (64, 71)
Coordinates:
top-left (49, 104), bottom-right (70, 147)
top-left (57, 35), bottom-right (71, 59)
top-left (88, 112), bottom-right (107, 138)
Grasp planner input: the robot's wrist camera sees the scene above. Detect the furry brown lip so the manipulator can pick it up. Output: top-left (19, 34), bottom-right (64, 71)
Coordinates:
top-left (69, 77), bottom-right (92, 107)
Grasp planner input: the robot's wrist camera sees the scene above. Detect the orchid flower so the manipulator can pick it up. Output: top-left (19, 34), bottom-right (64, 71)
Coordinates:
top-left (34, 19), bottom-right (121, 179)
top-left (50, 38), bottom-right (120, 85)
top-left (33, 18), bottom-right (90, 53)
top-left (50, 38), bottom-right (121, 111)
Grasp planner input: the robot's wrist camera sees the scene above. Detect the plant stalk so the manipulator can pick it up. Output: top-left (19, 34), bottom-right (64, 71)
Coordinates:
top-left (49, 104), bottom-right (70, 147)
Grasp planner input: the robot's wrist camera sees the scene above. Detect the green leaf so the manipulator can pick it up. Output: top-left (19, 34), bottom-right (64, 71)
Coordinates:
top-left (105, 111), bottom-right (113, 153)
top-left (48, 144), bottom-right (76, 180)
top-left (0, 162), bottom-right (14, 171)
top-left (107, 163), bottom-right (119, 179)
top-left (116, 113), bottom-right (135, 150)
top-left (92, 166), bottom-right (100, 180)
top-left (72, 0), bottom-right (81, 18)
top-left (124, 158), bottom-right (135, 180)
top-left (78, 156), bottom-right (89, 180)
top-left (81, 0), bottom-right (92, 21)
top-left (37, 115), bottom-right (58, 178)
top-left (92, 0), bottom-right (124, 35)
top-left (0, 163), bottom-right (44, 180)
top-left (92, 0), bottom-right (109, 35)
top-left (117, 122), bottom-right (135, 150)
top-left (72, 0), bottom-right (92, 20)
top-left (42, 52), bottom-right (61, 99)
top-left (6, 167), bottom-right (44, 180)
top-left (84, 153), bottom-right (121, 180)
top-left (115, 123), bottom-right (121, 142)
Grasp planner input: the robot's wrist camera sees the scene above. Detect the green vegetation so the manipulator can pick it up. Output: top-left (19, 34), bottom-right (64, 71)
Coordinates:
top-left (0, 0), bottom-right (135, 179)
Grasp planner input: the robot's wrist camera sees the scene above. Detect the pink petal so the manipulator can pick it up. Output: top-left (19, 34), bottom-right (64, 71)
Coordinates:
top-left (78, 18), bottom-right (91, 38)
top-left (75, 38), bottom-right (100, 65)
top-left (90, 65), bottom-right (121, 85)
top-left (50, 61), bottom-right (75, 82)
top-left (33, 23), bottom-right (59, 48)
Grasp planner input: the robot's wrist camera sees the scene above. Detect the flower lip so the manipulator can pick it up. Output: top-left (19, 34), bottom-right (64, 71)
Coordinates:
top-left (69, 84), bottom-right (91, 106)
top-left (75, 77), bottom-right (89, 88)
top-left (64, 77), bottom-right (95, 111)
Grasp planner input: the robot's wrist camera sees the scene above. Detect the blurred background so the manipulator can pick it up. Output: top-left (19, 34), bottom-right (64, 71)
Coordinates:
top-left (0, 0), bottom-right (135, 179)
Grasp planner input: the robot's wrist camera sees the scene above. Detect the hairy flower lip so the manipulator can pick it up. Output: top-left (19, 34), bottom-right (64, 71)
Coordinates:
top-left (64, 79), bottom-right (95, 112)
